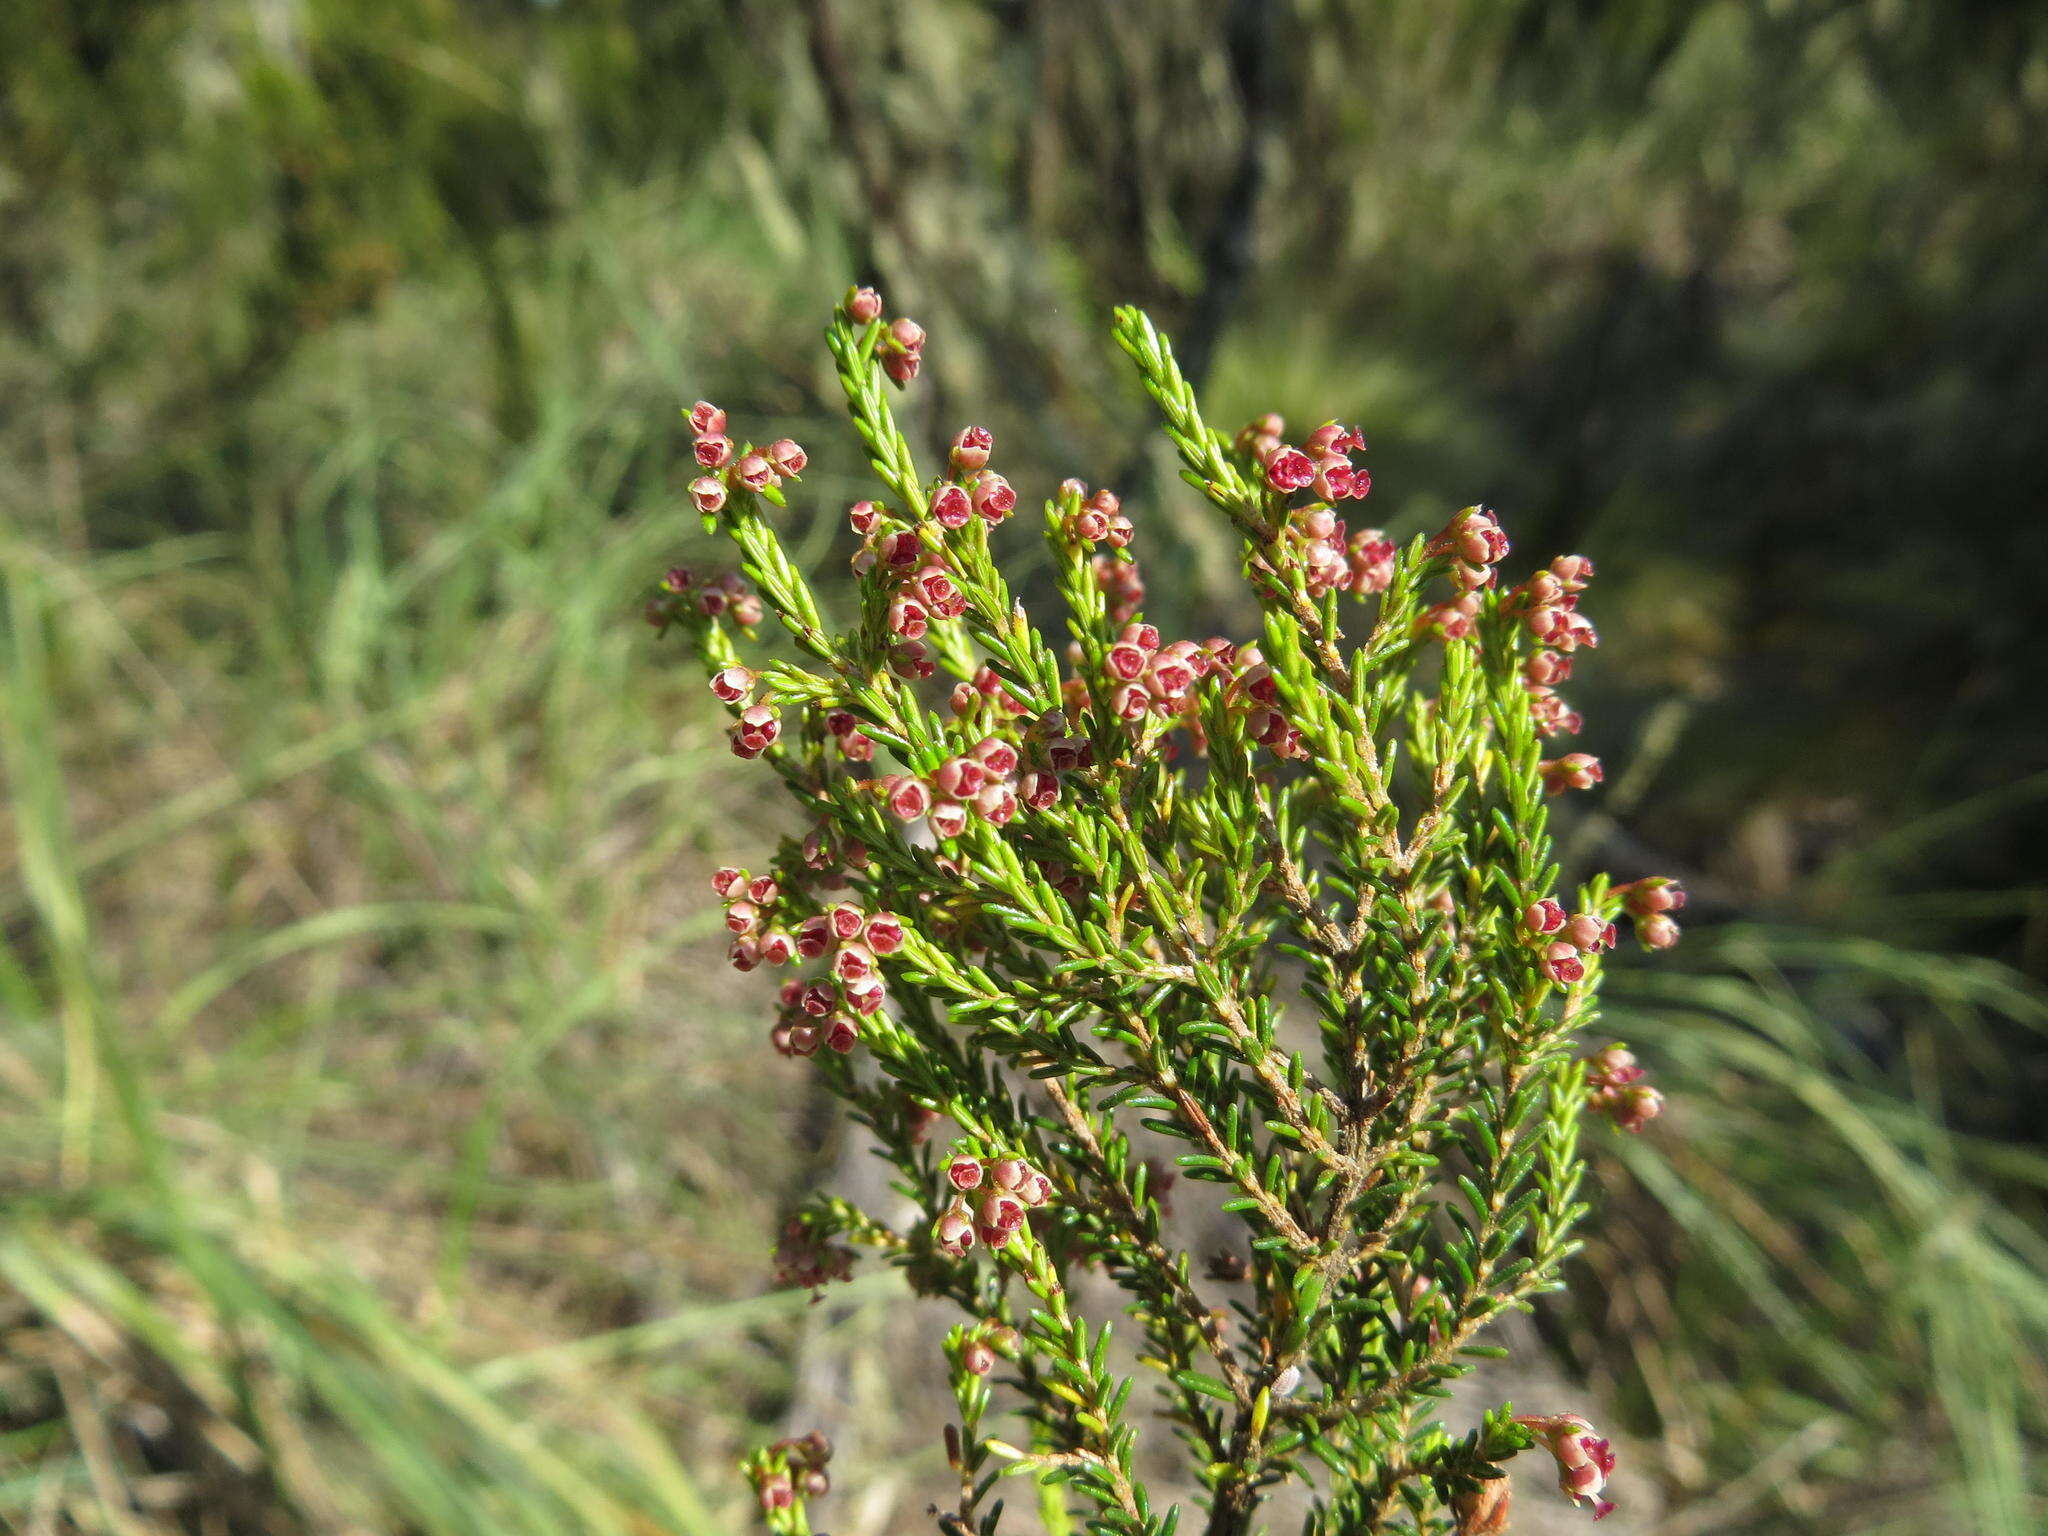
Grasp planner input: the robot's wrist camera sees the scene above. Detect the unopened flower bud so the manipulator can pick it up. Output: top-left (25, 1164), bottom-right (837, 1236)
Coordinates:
top-left (688, 476), bottom-right (728, 515)
top-left (1637, 912), bottom-right (1681, 950)
top-left (1523, 899), bottom-right (1567, 935)
top-left (844, 285), bottom-right (884, 323)
top-left (693, 434), bottom-right (733, 470)
top-left (733, 453), bottom-right (776, 493)
top-left (687, 401), bottom-right (727, 436)
top-left (961, 1339), bottom-right (996, 1376)
top-left (1563, 913), bottom-right (1616, 952)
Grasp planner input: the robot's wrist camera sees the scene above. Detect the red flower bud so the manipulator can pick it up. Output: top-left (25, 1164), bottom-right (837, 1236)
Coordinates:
top-left (848, 500), bottom-right (881, 536)
top-left (693, 434), bottom-right (733, 469)
top-left (931, 484), bottom-right (973, 529)
top-left (948, 1156), bottom-right (985, 1190)
top-left (687, 401), bottom-right (727, 436)
top-left (1523, 899), bottom-right (1567, 935)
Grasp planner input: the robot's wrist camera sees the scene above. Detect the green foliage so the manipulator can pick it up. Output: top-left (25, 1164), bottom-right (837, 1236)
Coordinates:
top-left (677, 298), bottom-right (1654, 1535)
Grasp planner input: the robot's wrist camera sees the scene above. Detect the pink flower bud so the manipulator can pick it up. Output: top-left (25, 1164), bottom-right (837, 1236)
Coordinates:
top-left (823, 1014), bottom-right (860, 1054)
top-left (1539, 753), bottom-right (1603, 795)
top-left (1111, 683), bottom-right (1151, 721)
top-left (890, 317), bottom-right (926, 352)
top-left (724, 901), bottom-right (761, 936)
top-left (971, 472), bottom-right (1016, 523)
top-left (848, 500), bottom-right (881, 536)
top-left (1105, 642), bottom-right (1148, 682)
top-left (1525, 649), bottom-right (1573, 686)
top-left (1618, 876), bottom-right (1686, 916)
top-left (950, 426), bottom-right (993, 473)
top-left (766, 438), bottom-right (807, 478)
top-left (948, 1156), bottom-right (985, 1191)
top-left (828, 903), bottom-right (866, 942)
top-left (930, 484), bottom-right (973, 529)
top-left (759, 929), bottom-right (795, 966)
top-left (1586, 1045), bottom-right (1644, 1087)
top-left (1072, 507), bottom-right (1110, 542)
top-left (842, 974), bottom-right (885, 1015)
top-left (977, 1187), bottom-right (1026, 1245)
top-left (845, 286), bottom-right (884, 323)
top-left (882, 774), bottom-right (932, 821)
top-left (1514, 1413), bottom-right (1617, 1520)
top-left (975, 781), bottom-right (1019, 826)
top-left (709, 665), bottom-right (755, 703)
top-left (796, 915), bottom-right (832, 959)
top-left (863, 912), bottom-right (905, 955)
top-left (688, 476), bottom-right (728, 515)
top-left (733, 453), bottom-right (776, 493)
top-left (1550, 554), bottom-right (1596, 592)
top-left (711, 866), bottom-right (747, 899)
top-left (1120, 622), bottom-right (1161, 652)
top-left (934, 756), bottom-right (986, 800)
top-left (1021, 769), bottom-right (1060, 810)
top-left (881, 347), bottom-right (920, 385)
top-left (693, 434), bottom-right (733, 469)
top-left (934, 1198), bottom-right (976, 1258)
top-left (928, 797), bottom-right (969, 839)
top-left (1608, 1083), bottom-right (1664, 1132)
top-left (730, 593), bottom-right (764, 627)
top-left (1523, 899), bottom-right (1567, 935)
top-left (1563, 913), bottom-right (1616, 952)
top-left (965, 738), bottom-right (1014, 780)
top-left (1266, 448), bottom-right (1316, 492)
top-left (1542, 941), bottom-right (1586, 985)
top-left (889, 641), bottom-right (934, 679)
top-left (728, 936), bottom-right (762, 972)
top-left (913, 565), bottom-right (967, 619)
top-left (1637, 913), bottom-right (1681, 950)
top-left (687, 401), bottom-right (727, 436)
top-left (877, 528), bottom-right (923, 568)
top-left (799, 979), bottom-right (835, 1017)
top-left (961, 1339), bottom-right (996, 1376)
top-left (758, 1474), bottom-right (795, 1513)
top-left (888, 594), bottom-right (930, 640)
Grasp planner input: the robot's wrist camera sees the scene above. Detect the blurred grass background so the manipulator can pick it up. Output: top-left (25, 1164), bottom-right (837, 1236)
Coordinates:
top-left (1, 2), bottom-right (2044, 1532)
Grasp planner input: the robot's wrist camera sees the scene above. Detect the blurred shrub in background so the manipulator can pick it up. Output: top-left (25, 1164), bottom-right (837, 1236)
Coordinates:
top-left (2, 2), bottom-right (2042, 1531)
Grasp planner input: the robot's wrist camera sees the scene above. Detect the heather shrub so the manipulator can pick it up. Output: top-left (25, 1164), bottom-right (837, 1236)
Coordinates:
top-left (652, 291), bottom-right (1685, 1536)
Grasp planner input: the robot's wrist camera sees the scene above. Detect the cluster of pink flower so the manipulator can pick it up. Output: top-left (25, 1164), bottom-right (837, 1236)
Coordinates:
top-left (1614, 875), bottom-right (1685, 949)
top-left (1416, 507), bottom-right (1512, 639)
top-left (685, 401), bottom-right (806, 516)
top-left (1509, 555), bottom-right (1599, 740)
top-left (1239, 416), bottom-right (1375, 504)
top-left (1285, 506), bottom-right (1397, 600)
top-left (644, 566), bottom-right (764, 636)
top-left (934, 1154), bottom-right (1055, 1257)
top-left (702, 660), bottom-right (785, 760)
top-left (771, 1216), bottom-right (854, 1293)
top-left (1522, 898), bottom-right (1617, 985)
top-left (842, 284), bottom-right (927, 385)
top-left (1099, 623), bottom-right (1231, 724)
top-left (1514, 1414), bottom-right (1618, 1521)
top-left (1583, 1044), bottom-right (1664, 1133)
top-left (752, 1431), bottom-right (833, 1512)
top-left (1056, 478), bottom-right (1136, 548)
top-left (870, 710), bottom-right (1089, 839)
top-left (715, 867), bottom-right (904, 1042)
